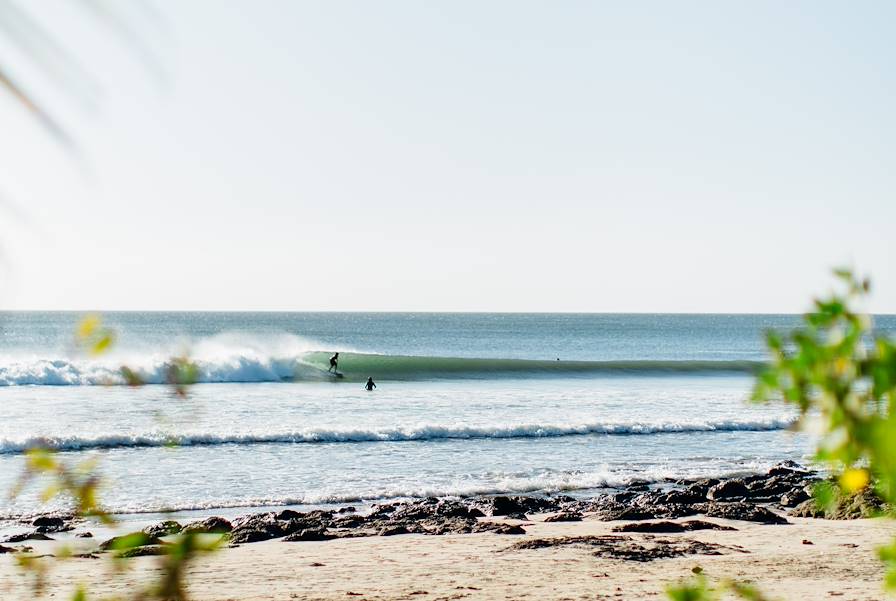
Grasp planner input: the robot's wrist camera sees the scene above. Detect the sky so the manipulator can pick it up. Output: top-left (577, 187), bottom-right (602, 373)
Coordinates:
top-left (0, 1), bottom-right (893, 312)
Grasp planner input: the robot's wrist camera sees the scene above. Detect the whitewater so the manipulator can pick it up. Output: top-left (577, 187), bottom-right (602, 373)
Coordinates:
top-left (2, 311), bottom-right (889, 520)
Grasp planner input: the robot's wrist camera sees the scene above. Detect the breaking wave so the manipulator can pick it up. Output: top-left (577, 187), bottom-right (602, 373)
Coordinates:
top-left (0, 349), bottom-right (761, 386)
top-left (0, 417), bottom-right (794, 454)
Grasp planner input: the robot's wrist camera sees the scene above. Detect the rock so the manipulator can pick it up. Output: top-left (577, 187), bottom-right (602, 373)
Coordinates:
top-left (612, 521), bottom-right (687, 533)
top-left (612, 491), bottom-right (639, 504)
top-left (543, 511), bottom-right (582, 522)
top-left (0, 545), bottom-right (16, 554)
top-left (3, 531), bottom-right (55, 543)
top-left (182, 517), bottom-right (233, 534)
top-left (589, 500), bottom-right (698, 522)
top-left (746, 475), bottom-right (804, 499)
top-left (282, 527), bottom-right (333, 542)
top-left (477, 496), bottom-right (555, 516)
top-left (142, 520), bottom-right (182, 538)
top-left (368, 503), bottom-right (399, 517)
top-left (99, 533), bottom-right (162, 552)
top-left (389, 499), bottom-right (481, 522)
top-left (696, 502), bottom-right (789, 525)
top-left (780, 487), bottom-right (812, 508)
top-left (117, 545), bottom-right (168, 558)
top-left (229, 509), bottom-right (332, 543)
top-left (76, 532), bottom-right (94, 538)
top-left (790, 488), bottom-right (884, 520)
top-left (481, 496), bottom-right (527, 516)
top-left (32, 516), bottom-right (72, 534)
top-left (421, 517), bottom-right (478, 535)
top-left (681, 520), bottom-right (737, 531)
top-left (768, 461), bottom-right (808, 477)
top-left (549, 495), bottom-right (577, 505)
top-left (484, 523), bottom-right (526, 535)
top-left (377, 525), bottom-right (410, 536)
top-left (686, 479), bottom-right (720, 498)
top-left (229, 513), bottom-right (288, 543)
top-left (502, 512), bottom-right (529, 521)
top-left (802, 539), bottom-right (813, 545)
top-left (505, 534), bottom-right (748, 562)
top-left (338, 506), bottom-right (357, 514)
top-left (655, 489), bottom-right (706, 505)
top-left (229, 527), bottom-right (279, 544)
top-left (612, 520), bottom-right (736, 533)
top-left (706, 480), bottom-right (749, 501)
top-left (330, 514), bottom-right (367, 529)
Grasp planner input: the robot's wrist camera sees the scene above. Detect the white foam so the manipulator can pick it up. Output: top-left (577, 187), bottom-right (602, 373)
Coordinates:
top-left (0, 417), bottom-right (795, 454)
top-left (0, 332), bottom-right (331, 386)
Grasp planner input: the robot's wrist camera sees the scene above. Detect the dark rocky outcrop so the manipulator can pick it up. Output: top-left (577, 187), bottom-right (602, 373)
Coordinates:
top-left (0, 545), bottom-right (17, 554)
top-left (3, 531), bottom-right (53, 543)
top-left (476, 496), bottom-right (553, 517)
top-left (543, 511), bottom-right (582, 522)
top-left (117, 545), bottom-right (168, 558)
top-left (181, 517), bottom-right (233, 534)
top-left (283, 527), bottom-right (333, 541)
top-left (707, 480), bottom-right (750, 501)
top-left (229, 513), bottom-right (287, 544)
top-left (481, 523), bottom-right (526, 535)
top-left (99, 533), bottom-right (162, 552)
top-left (377, 525), bottom-right (410, 536)
top-left (504, 534), bottom-right (747, 562)
top-left (330, 514), bottom-right (367, 529)
top-left (142, 520), bottom-right (182, 538)
top-left (32, 516), bottom-right (73, 534)
top-left (155, 461), bottom-right (819, 546)
top-left (695, 502), bottom-right (788, 525)
top-left (780, 487), bottom-right (812, 508)
top-left (612, 520), bottom-right (737, 533)
top-left (790, 488), bottom-right (884, 520)
top-left (768, 460), bottom-right (809, 477)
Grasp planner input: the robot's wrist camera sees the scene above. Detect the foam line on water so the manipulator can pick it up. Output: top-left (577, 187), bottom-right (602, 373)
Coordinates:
top-left (0, 417), bottom-right (795, 454)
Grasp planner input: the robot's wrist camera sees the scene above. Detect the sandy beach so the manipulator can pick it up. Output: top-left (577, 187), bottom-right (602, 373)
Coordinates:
top-left (1, 512), bottom-right (893, 601)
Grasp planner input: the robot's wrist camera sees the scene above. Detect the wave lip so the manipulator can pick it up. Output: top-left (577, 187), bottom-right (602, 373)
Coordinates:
top-left (0, 417), bottom-right (795, 455)
top-left (0, 352), bottom-right (762, 386)
top-left (300, 353), bottom-right (762, 382)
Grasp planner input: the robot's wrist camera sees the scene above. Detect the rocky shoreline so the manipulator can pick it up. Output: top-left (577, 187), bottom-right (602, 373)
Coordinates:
top-left (1, 461), bottom-right (885, 560)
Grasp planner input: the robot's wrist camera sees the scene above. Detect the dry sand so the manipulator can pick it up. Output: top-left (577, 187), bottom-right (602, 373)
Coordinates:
top-left (1, 515), bottom-right (893, 601)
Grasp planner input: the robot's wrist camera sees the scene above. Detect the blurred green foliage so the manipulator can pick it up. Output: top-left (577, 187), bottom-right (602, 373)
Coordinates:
top-left (9, 315), bottom-right (216, 601)
top-left (667, 573), bottom-right (770, 601)
top-left (668, 269), bottom-right (896, 598)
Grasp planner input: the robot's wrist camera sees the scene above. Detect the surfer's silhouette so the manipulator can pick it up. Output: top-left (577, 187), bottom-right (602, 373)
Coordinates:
top-left (365, 377), bottom-right (376, 391)
top-left (328, 352), bottom-right (339, 373)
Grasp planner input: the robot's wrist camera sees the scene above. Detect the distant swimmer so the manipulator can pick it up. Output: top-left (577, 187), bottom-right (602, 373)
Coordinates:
top-left (365, 377), bottom-right (377, 391)
top-left (328, 352), bottom-right (339, 373)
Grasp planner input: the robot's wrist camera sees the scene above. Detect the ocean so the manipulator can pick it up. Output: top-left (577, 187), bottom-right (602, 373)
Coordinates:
top-left (1, 312), bottom-right (888, 523)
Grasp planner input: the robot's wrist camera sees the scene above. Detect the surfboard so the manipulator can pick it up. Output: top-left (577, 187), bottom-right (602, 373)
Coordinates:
top-left (330, 371), bottom-right (344, 378)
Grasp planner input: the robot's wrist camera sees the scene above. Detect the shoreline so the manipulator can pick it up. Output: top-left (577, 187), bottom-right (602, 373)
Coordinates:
top-left (1, 461), bottom-right (820, 537)
top-left (3, 462), bottom-right (892, 599)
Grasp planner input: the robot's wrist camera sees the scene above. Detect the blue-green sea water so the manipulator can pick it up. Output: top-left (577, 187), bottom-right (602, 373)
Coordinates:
top-left (1, 312), bottom-right (891, 520)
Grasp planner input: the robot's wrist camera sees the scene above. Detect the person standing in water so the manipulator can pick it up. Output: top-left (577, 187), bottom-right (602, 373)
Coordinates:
top-left (328, 352), bottom-right (339, 372)
top-left (365, 377), bottom-right (376, 391)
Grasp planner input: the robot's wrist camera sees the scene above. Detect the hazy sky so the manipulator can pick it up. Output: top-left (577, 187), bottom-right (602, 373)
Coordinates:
top-left (0, 1), bottom-right (893, 312)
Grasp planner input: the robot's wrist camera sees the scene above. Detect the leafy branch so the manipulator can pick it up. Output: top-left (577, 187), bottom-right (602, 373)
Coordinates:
top-left (668, 269), bottom-right (896, 598)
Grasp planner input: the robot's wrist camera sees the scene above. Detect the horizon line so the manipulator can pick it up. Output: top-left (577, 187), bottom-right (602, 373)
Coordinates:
top-left (0, 309), bottom-right (894, 317)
